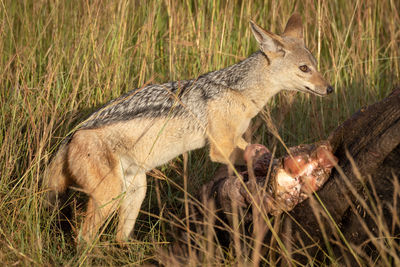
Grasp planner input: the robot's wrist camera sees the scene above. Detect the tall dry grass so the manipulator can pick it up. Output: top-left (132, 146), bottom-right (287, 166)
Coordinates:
top-left (0, 0), bottom-right (399, 265)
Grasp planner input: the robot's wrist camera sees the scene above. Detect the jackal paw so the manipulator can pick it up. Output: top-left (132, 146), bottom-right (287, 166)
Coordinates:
top-left (243, 144), bottom-right (270, 163)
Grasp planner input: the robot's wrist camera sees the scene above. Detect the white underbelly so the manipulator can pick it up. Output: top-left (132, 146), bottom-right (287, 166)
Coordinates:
top-left (151, 134), bottom-right (206, 167)
top-left (114, 117), bottom-right (207, 173)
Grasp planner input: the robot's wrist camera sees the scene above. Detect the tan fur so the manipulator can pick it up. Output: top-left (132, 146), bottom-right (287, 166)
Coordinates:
top-left (207, 89), bottom-right (258, 164)
top-left (44, 13), bottom-right (333, 244)
top-left (44, 144), bottom-right (72, 205)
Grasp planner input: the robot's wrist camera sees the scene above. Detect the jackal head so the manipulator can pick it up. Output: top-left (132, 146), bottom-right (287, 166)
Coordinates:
top-left (250, 14), bottom-right (333, 96)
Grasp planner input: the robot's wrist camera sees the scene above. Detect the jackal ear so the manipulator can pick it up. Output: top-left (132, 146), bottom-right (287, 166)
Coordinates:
top-left (250, 20), bottom-right (285, 55)
top-left (282, 13), bottom-right (303, 40)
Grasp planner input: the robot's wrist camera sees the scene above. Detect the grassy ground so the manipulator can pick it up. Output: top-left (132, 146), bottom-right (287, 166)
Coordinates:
top-left (1, 0), bottom-right (399, 265)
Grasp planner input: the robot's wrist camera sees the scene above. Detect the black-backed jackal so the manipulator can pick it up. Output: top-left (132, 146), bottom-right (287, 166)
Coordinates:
top-left (44, 13), bottom-right (333, 244)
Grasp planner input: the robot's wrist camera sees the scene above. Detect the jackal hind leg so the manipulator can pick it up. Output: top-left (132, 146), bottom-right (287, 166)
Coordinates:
top-left (80, 181), bottom-right (122, 244)
top-left (67, 130), bottom-right (123, 244)
top-left (116, 171), bottom-right (147, 243)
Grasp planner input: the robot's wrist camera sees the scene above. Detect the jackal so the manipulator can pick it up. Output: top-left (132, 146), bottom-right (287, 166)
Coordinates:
top-left (44, 13), bottom-right (333, 244)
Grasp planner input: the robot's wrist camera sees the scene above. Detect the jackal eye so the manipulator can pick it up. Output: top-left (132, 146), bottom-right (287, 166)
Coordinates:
top-left (299, 65), bottom-right (310, 73)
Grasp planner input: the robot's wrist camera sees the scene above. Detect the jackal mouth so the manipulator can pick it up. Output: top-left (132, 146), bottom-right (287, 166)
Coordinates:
top-left (302, 86), bottom-right (326, 96)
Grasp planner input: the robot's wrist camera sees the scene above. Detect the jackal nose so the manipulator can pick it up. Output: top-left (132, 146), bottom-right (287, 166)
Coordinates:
top-left (326, 85), bottom-right (334, 94)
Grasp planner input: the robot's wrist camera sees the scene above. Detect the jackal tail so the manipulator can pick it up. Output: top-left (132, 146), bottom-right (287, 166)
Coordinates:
top-left (43, 143), bottom-right (71, 207)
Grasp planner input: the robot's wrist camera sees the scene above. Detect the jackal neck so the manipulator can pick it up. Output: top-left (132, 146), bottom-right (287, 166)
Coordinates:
top-left (207, 50), bottom-right (280, 111)
top-left (198, 51), bottom-right (261, 90)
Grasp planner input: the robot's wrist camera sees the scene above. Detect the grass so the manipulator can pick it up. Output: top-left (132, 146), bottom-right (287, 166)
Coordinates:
top-left (1, 0), bottom-right (399, 265)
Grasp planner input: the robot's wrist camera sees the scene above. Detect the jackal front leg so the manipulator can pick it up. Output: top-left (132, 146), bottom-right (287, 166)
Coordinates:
top-left (207, 90), bottom-right (256, 166)
top-left (208, 121), bottom-right (249, 166)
